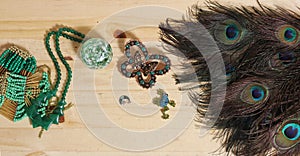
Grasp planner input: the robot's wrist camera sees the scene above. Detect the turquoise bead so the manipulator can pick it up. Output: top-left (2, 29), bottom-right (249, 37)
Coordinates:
top-left (80, 38), bottom-right (113, 69)
top-left (129, 59), bottom-right (134, 64)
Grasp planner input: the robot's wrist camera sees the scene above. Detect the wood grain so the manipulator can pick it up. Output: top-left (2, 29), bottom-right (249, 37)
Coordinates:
top-left (0, 0), bottom-right (299, 156)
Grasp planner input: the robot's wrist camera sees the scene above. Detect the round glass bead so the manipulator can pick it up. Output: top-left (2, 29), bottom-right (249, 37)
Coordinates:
top-left (80, 38), bottom-right (113, 69)
top-left (119, 95), bottom-right (131, 105)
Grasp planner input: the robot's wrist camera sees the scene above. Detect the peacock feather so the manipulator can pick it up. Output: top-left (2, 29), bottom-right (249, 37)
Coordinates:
top-left (160, 1), bottom-right (300, 155)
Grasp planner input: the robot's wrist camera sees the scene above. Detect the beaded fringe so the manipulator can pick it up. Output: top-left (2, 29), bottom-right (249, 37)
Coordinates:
top-left (0, 45), bottom-right (51, 122)
top-left (0, 46), bottom-right (36, 76)
top-left (0, 66), bottom-right (51, 122)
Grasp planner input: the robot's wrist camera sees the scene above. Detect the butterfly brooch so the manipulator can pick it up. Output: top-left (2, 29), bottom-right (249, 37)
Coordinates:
top-left (120, 40), bottom-right (171, 89)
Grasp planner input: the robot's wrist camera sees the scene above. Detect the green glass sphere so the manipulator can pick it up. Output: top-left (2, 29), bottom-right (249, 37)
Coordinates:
top-left (80, 38), bottom-right (113, 69)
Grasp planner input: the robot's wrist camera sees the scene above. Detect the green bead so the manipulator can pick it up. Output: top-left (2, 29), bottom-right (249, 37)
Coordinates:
top-left (80, 38), bottom-right (113, 69)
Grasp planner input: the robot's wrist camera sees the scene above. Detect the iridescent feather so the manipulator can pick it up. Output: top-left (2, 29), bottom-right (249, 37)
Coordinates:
top-left (160, 1), bottom-right (300, 155)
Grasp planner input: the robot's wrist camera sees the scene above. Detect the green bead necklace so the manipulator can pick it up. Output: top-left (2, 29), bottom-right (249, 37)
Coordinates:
top-left (45, 27), bottom-right (85, 103)
top-left (30, 27), bottom-right (85, 134)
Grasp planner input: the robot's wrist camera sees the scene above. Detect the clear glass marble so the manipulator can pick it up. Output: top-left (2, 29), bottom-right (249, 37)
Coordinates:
top-left (80, 38), bottom-right (113, 69)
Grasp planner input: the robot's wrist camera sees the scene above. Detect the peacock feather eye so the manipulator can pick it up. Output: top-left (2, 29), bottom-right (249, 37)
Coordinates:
top-left (282, 123), bottom-right (300, 141)
top-left (276, 25), bottom-right (299, 45)
top-left (226, 24), bottom-right (240, 40)
top-left (273, 119), bottom-right (300, 150)
top-left (240, 83), bottom-right (269, 104)
top-left (251, 86), bottom-right (264, 101)
top-left (214, 19), bottom-right (244, 45)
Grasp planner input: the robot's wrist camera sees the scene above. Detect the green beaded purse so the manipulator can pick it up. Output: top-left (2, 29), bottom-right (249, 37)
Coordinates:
top-left (0, 27), bottom-right (85, 136)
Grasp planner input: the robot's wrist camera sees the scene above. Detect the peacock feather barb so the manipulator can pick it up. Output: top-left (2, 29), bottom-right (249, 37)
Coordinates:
top-left (160, 1), bottom-right (300, 155)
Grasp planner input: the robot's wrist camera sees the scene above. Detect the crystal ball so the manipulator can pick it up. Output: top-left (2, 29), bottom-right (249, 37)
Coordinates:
top-left (80, 38), bottom-right (113, 69)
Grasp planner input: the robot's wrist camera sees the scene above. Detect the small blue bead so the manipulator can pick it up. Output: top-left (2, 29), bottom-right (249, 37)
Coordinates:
top-left (129, 59), bottom-right (133, 64)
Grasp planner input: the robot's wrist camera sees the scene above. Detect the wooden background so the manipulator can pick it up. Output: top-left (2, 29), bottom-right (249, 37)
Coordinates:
top-left (0, 0), bottom-right (299, 156)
